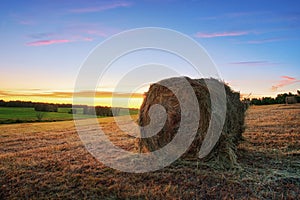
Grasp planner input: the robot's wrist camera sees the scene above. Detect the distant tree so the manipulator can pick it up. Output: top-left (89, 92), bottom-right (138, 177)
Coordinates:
top-left (275, 93), bottom-right (288, 104)
top-left (263, 97), bottom-right (277, 104)
top-left (83, 106), bottom-right (95, 115)
top-left (249, 91), bottom-right (300, 105)
top-left (0, 100), bottom-right (75, 109)
top-left (34, 103), bottom-right (58, 112)
top-left (36, 112), bottom-right (45, 121)
top-left (251, 98), bottom-right (262, 105)
top-left (0, 100), bottom-right (4, 106)
top-left (68, 109), bottom-right (77, 114)
top-left (95, 106), bottom-right (113, 116)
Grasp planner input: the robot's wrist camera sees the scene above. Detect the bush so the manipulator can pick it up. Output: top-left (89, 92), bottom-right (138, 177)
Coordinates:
top-left (68, 109), bottom-right (77, 114)
top-left (34, 104), bottom-right (58, 112)
top-left (95, 106), bottom-right (113, 116)
top-left (36, 112), bottom-right (45, 121)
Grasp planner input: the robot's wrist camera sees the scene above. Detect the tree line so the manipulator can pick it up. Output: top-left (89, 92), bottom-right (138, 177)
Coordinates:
top-left (243, 91), bottom-right (300, 105)
top-left (0, 100), bottom-right (125, 116)
top-left (1, 89), bottom-right (299, 112)
top-left (0, 100), bottom-right (72, 108)
top-left (83, 106), bottom-right (121, 116)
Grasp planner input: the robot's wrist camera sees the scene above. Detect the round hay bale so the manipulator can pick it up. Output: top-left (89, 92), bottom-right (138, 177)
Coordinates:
top-left (137, 77), bottom-right (246, 169)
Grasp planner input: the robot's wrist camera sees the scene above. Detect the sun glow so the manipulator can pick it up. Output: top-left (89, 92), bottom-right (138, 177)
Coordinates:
top-left (0, 89), bottom-right (144, 108)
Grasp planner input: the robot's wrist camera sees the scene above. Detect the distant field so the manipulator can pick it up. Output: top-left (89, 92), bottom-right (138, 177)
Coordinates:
top-left (0, 107), bottom-right (86, 124)
top-left (0, 104), bottom-right (299, 199)
top-left (0, 107), bottom-right (139, 124)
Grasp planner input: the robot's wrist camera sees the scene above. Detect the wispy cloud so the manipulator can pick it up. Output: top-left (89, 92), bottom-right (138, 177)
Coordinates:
top-left (83, 29), bottom-right (108, 37)
top-left (198, 11), bottom-right (270, 21)
top-left (198, 16), bottom-right (218, 20)
top-left (63, 23), bottom-right (120, 38)
top-left (279, 12), bottom-right (300, 26)
top-left (9, 13), bottom-right (37, 26)
top-left (194, 31), bottom-right (248, 38)
top-left (25, 24), bottom-right (118, 46)
top-left (281, 75), bottom-right (296, 81)
top-left (82, 37), bottom-right (93, 41)
top-left (245, 37), bottom-right (286, 44)
top-left (70, 2), bottom-right (131, 13)
top-left (26, 39), bottom-right (71, 46)
top-left (271, 76), bottom-right (300, 91)
top-left (28, 32), bottom-right (55, 39)
top-left (18, 19), bottom-right (36, 25)
top-left (226, 11), bottom-right (270, 18)
top-left (228, 61), bottom-right (280, 66)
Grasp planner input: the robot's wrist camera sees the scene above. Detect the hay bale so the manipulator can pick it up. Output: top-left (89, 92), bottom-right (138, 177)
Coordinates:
top-left (138, 77), bottom-right (246, 169)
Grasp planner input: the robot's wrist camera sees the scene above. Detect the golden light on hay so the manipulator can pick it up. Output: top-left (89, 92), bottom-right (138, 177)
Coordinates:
top-left (138, 77), bottom-right (246, 169)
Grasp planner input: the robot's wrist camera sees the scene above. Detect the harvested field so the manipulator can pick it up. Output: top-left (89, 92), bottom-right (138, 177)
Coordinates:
top-left (0, 104), bottom-right (299, 199)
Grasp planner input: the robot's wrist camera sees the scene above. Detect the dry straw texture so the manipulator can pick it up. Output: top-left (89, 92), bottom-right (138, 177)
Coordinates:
top-left (138, 77), bottom-right (246, 169)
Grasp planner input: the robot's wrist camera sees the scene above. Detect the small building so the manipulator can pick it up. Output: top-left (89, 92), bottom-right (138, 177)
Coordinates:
top-left (285, 96), bottom-right (297, 104)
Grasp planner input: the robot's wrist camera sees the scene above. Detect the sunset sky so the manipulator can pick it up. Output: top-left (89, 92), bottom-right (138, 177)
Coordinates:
top-left (1, 0), bottom-right (299, 108)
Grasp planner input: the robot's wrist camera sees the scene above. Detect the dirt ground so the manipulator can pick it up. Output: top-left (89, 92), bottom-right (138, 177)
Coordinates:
top-left (0, 104), bottom-right (299, 199)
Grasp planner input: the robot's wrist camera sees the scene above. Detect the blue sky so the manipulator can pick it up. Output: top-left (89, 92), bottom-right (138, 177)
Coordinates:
top-left (0, 0), bottom-right (299, 106)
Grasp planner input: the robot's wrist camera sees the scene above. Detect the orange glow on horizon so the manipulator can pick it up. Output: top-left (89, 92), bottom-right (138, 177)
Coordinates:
top-left (0, 91), bottom-right (144, 108)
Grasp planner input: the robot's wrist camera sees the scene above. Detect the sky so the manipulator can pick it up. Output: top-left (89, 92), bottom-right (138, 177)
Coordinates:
top-left (0, 0), bottom-right (299, 108)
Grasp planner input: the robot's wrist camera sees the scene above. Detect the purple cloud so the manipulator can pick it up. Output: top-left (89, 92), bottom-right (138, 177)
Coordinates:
top-left (70, 2), bottom-right (131, 13)
top-left (195, 31), bottom-right (248, 38)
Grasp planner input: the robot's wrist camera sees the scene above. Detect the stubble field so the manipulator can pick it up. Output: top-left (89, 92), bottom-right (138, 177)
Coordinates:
top-left (0, 104), bottom-right (299, 199)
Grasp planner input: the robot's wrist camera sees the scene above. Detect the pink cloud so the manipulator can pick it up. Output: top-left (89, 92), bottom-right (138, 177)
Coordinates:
top-left (83, 37), bottom-right (93, 41)
top-left (70, 2), bottom-right (131, 13)
top-left (271, 76), bottom-right (300, 91)
top-left (195, 31), bottom-right (248, 38)
top-left (25, 27), bottom-right (111, 47)
top-left (281, 76), bottom-right (296, 81)
top-left (26, 39), bottom-right (71, 46)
